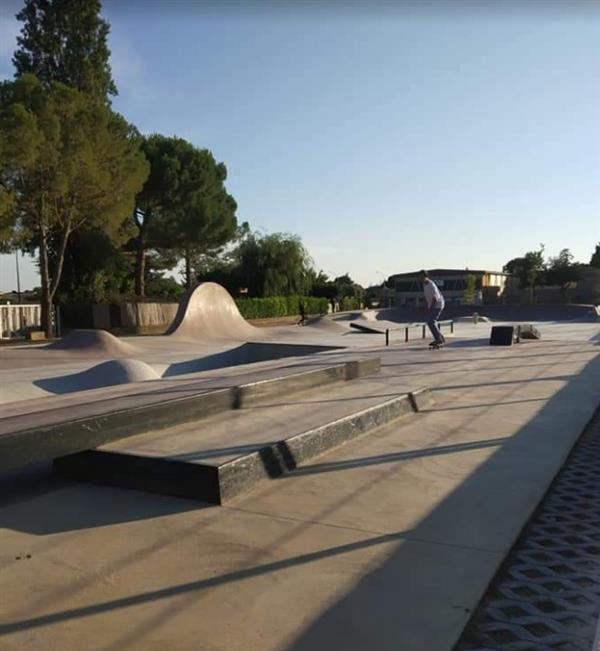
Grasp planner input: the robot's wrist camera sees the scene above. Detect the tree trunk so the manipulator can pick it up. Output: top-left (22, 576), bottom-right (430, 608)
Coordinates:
top-left (39, 227), bottom-right (53, 339)
top-left (135, 245), bottom-right (146, 297)
top-left (134, 214), bottom-right (148, 298)
top-left (50, 226), bottom-right (71, 298)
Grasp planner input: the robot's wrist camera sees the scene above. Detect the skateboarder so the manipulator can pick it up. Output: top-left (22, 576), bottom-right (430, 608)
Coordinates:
top-left (419, 270), bottom-right (445, 347)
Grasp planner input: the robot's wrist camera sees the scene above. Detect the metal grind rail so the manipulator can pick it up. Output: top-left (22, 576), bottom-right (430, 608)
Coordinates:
top-left (349, 319), bottom-right (454, 346)
top-left (454, 406), bottom-right (600, 651)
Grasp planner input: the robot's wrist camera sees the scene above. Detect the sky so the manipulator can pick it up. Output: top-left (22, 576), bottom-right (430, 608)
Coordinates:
top-left (0, 0), bottom-right (599, 291)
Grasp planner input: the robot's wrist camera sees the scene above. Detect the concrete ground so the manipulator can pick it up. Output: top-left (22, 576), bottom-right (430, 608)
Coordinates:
top-left (1, 319), bottom-right (600, 650)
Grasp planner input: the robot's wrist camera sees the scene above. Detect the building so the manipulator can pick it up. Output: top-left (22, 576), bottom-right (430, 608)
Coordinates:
top-left (388, 269), bottom-right (509, 306)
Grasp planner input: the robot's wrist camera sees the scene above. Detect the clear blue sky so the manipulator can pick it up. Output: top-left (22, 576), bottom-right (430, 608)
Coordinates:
top-left (1, 0), bottom-right (599, 291)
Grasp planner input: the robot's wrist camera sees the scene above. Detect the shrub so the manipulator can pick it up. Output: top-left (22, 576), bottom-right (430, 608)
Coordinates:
top-left (235, 296), bottom-right (328, 319)
top-left (340, 297), bottom-right (362, 311)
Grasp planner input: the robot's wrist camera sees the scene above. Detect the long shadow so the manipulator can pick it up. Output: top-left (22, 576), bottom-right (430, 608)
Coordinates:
top-left (0, 529), bottom-right (412, 636)
top-left (163, 342), bottom-right (343, 377)
top-left (380, 350), bottom-right (592, 367)
top-left (434, 374), bottom-right (572, 391)
top-left (2, 343), bottom-right (599, 646)
top-left (0, 461), bottom-right (204, 535)
top-left (282, 437), bottom-right (510, 478)
top-left (278, 347), bottom-right (600, 650)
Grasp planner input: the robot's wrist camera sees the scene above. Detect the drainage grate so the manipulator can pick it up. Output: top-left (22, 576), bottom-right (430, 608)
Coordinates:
top-left (455, 408), bottom-right (600, 651)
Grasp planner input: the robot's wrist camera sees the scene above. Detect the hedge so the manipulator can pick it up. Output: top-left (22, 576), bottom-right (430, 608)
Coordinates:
top-left (340, 297), bottom-right (362, 311)
top-left (235, 296), bottom-right (329, 320)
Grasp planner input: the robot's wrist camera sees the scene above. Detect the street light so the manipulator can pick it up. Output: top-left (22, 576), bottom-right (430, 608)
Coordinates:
top-left (15, 250), bottom-right (21, 303)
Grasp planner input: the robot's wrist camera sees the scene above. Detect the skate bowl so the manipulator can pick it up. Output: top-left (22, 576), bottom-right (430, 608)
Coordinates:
top-left (47, 329), bottom-right (138, 356)
top-left (304, 316), bottom-right (348, 334)
top-left (163, 342), bottom-right (344, 377)
top-left (34, 358), bottom-right (161, 395)
top-left (166, 282), bottom-right (260, 341)
top-left (341, 304), bottom-right (597, 324)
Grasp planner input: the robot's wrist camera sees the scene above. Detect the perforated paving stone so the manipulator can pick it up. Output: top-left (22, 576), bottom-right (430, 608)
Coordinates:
top-left (455, 408), bottom-right (600, 651)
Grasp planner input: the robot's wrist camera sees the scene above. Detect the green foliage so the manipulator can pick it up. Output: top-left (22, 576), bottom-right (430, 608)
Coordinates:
top-left (13, 0), bottom-right (117, 101)
top-left (545, 248), bottom-right (582, 293)
top-left (231, 232), bottom-right (314, 297)
top-left (54, 228), bottom-right (134, 303)
top-left (332, 274), bottom-right (364, 301)
top-left (504, 245), bottom-right (546, 302)
top-left (0, 74), bottom-right (148, 333)
top-left (340, 297), bottom-right (362, 311)
top-left (132, 134), bottom-right (238, 295)
top-left (235, 296), bottom-right (328, 320)
top-left (463, 274), bottom-right (476, 303)
top-left (589, 269), bottom-right (600, 304)
top-left (590, 243), bottom-right (600, 268)
top-left (144, 274), bottom-right (185, 301)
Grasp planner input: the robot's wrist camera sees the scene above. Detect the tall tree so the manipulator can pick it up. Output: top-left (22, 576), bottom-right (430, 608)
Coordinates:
top-left (503, 245), bottom-right (546, 303)
top-left (13, 0), bottom-right (116, 101)
top-left (0, 75), bottom-right (148, 336)
top-left (545, 248), bottom-right (582, 299)
top-left (132, 135), bottom-right (238, 296)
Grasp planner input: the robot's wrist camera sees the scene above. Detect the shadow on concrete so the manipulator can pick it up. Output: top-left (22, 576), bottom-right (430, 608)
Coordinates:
top-left (163, 342), bottom-right (343, 378)
top-left (380, 349), bottom-right (592, 367)
top-left (278, 347), bottom-right (600, 651)
top-left (0, 462), bottom-right (203, 536)
top-left (434, 374), bottom-right (572, 391)
top-left (1, 347), bottom-right (599, 649)
top-left (0, 529), bottom-right (411, 637)
top-left (283, 437), bottom-right (510, 478)
top-left (167, 442), bottom-right (278, 462)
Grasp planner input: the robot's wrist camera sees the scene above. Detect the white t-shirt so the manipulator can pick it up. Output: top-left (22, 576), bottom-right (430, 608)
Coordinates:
top-left (424, 280), bottom-right (444, 309)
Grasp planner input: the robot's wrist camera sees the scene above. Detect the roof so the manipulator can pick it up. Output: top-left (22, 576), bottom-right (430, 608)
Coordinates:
top-left (389, 269), bottom-right (508, 279)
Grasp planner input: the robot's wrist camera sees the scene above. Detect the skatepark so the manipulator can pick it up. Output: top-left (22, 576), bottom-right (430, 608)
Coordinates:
top-left (1, 283), bottom-right (600, 650)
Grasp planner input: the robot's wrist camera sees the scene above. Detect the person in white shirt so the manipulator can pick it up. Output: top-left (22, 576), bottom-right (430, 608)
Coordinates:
top-left (419, 270), bottom-right (445, 345)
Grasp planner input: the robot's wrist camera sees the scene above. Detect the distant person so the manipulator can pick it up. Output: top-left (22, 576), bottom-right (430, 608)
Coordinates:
top-left (298, 300), bottom-right (306, 326)
top-left (419, 270), bottom-right (446, 347)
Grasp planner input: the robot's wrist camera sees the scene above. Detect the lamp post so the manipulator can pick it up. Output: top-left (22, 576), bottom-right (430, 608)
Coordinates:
top-left (15, 250), bottom-right (21, 303)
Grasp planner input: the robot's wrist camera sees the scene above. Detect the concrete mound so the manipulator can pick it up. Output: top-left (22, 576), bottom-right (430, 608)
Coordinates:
top-left (49, 329), bottom-right (138, 356)
top-left (34, 358), bottom-right (160, 395)
top-left (163, 342), bottom-right (342, 377)
top-left (305, 317), bottom-right (348, 333)
top-left (166, 282), bottom-right (259, 341)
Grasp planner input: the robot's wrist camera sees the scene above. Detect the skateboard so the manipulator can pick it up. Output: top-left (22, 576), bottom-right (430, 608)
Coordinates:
top-left (429, 340), bottom-right (445, 350)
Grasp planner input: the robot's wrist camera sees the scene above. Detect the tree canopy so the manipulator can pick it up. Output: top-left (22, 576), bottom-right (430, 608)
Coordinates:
top-left (590, 243), bottom-right (600, 268)
top-left (13, 0), bottom-right (117, 101)
top-left (0, 74), bottom-right (148, 334)
top-left (131, 135), bottom-right (238, 296)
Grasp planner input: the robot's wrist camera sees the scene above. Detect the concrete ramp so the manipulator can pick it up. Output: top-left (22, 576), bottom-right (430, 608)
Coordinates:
top-left (166, 282), bottom-right (260, 341)
top-left (48, 329), bottom-right (138, 356)
top-left (33, 359), bottom-right (161, 395)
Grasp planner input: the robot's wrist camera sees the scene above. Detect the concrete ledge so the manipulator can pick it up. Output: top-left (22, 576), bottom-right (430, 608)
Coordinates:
top-left (1, 357), bottom-right (380, 474)
top-left (54, 392), bottom-right (416, 504)
top-left (218, 393), bottom-right (414, 503)
top-left (408, 387), bottom-right (434, 412)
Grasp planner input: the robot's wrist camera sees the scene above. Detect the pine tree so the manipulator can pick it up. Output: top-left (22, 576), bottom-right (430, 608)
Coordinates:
top-left (13, 0), bottom-right (117, 101)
